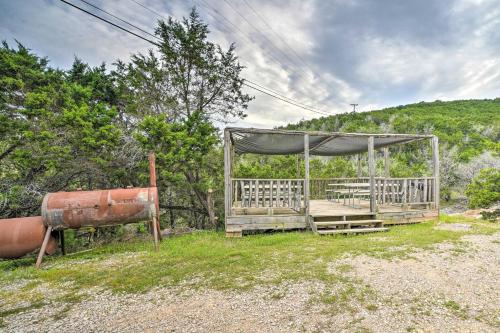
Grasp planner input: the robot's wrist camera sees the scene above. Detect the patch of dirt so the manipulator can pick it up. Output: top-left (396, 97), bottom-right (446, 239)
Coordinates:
top-left (434, 223), bottom-right (472, 231)
top-left (2, 233), bottom-right (499, 333)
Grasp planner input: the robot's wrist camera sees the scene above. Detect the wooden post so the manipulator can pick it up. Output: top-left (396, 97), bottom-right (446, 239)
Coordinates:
top-left (207, 188), bottom-right (216, 228)
top-left (356, 154), bottom-right (362, 177)
top-left (368, 136), bottom-right (376, 213)
top-left (224, 129), bottom-right (232, 228)
top-left (59, 230), bottom-right (66, 255)
top-left (432, 136), bottom-right (440, 212)
top-left (304, 134), bottom-right (310, 225)
top-left (35, 226), bottom-right (53, 268)
top-left (383, 147), bottom-right (390, 178)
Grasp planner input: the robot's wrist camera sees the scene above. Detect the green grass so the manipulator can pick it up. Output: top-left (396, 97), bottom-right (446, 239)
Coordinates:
top-left (0, 216), bottom-right (498, 319)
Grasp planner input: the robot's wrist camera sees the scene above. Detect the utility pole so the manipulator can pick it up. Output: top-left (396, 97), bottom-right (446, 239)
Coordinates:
top-left (350, 103), bottom-right (358, 112)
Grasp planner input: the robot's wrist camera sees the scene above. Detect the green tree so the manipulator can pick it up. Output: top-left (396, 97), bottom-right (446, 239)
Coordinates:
top-left (465, 168), bottom-right (500, 209)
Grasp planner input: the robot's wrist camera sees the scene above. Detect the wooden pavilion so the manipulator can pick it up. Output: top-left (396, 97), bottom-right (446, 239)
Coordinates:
top-left (224, 127), bottom-right (440, 237)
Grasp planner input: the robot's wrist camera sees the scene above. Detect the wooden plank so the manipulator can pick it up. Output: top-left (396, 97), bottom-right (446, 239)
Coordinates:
top-left (226, 231), bottom-right (242, 238)
top-left (224, 129), bottom-right (232, 226)
top-left (226, 215), bottom-right (307, 231)
top-left (432, 136), bottom-right (440, 211)
top-left (402, 179), bottom-right (407, 205)
top-left (317, 227), bottom-right (389, 235)
top-left (357, 154), bottom-right (362, 177)
top-left (288, 180), bottom-right (292, 207)
top-left (270, 180), bottom-right (274, 208)
top-left (304, 134), bottom-right (310, 226)
top-left (367, 136), bottom-right (376, 212)
top-left (255, 179), bottom-right (259, 208)
top-left (423, 178), bottom-right (428, 202)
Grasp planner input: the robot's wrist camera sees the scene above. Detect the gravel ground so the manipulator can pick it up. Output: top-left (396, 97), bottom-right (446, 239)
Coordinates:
top-left (2, 231), bottom-right (499, 333)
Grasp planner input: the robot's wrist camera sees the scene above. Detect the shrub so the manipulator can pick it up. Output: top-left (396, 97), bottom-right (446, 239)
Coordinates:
top-left (465, 168), bottom-right (500, 208)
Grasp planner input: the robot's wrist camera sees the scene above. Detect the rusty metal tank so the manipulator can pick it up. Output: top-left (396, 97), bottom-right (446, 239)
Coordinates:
top-left (41, 187), bottom-right (159, 230)
top-left (0, 216), bottom-right (57, 259)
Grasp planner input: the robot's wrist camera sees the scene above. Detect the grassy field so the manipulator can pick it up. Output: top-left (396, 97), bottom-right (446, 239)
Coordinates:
top-left (0, 215), bottom-right (498, 323)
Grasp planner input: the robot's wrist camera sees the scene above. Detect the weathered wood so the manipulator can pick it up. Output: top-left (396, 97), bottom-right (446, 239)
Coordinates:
top-left (207, 188), bottom-right (216, 227)
top-left (255, 179), bottom-right (260, 208)
top-left (226, 230), bottom-right (242, 237)
top-left (224, 129), bottom-right (232, 226)
top-left (357, 154), bottom-right (362, 177)
top-left (304, 134), bottom-right (310, 226)
top-left (226, 215), bottom-right (307, 232)
top-left (367, 136), bottom-right (376, 212)
top-left (402, 179), bottom-right (407, 205)
top-left (432, 136), bottom-right (440, 211)
top-left (423, 178), bottom-right (428, 202)
top-left (317, 227), bottom-right (389, 235)
top-left (35, 225), bottom-right (53, 268)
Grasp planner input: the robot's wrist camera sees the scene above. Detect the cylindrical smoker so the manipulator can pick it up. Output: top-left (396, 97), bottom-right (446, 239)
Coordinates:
top-left (41, 187), bottom-right (159, 230)
top-left (0, 216), bottom-right (57, 259)
top-left (1, 153), bottom-right (161, 268)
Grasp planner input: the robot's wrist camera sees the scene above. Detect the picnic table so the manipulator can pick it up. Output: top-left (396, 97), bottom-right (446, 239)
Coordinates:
top-left (326, 183), bottom-right (370, 207)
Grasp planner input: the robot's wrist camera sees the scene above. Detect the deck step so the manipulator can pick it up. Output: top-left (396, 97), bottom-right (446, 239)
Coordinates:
top-left (314, 219), bottom-right (383, 227)
top-left (317, 227), bottom-right (389, 235)
top-left (313, 214), bottom-right (376, 222)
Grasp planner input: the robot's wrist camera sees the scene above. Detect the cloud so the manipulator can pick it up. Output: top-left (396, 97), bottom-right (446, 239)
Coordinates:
top-left (1, 0), bottom-right (499, 128)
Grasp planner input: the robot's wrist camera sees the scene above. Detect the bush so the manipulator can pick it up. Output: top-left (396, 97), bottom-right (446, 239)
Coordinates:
top-left (465, 168), bottom-right (500, 208)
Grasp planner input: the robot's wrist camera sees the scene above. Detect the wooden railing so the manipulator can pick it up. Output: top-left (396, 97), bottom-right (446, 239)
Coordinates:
top-left (232, 177), bottom-right (435, 213)
top-left (310, 177), bottom-right (435, 204)
top-left (232, 179), bottom-right (305, 211)
top-left (374, 177), bottom-right (435, 205)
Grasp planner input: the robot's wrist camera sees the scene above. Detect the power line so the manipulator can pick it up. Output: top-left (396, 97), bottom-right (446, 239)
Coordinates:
top-left (128, 0), bottom-right (333, 115)
top-left (194, 0), bottom-right (293, 74)
top-left (194, 0), bottom-right (332, 113)
top-left (221, 0), bottom-right (311, 80)
top-left (59, 0), bottom-right (160, 46)
top-left (79, 0), bottom-right (160, 41)
top-left (244, 79), bottom-right (325, 112)
top-left (128, 0), bottom-right (166, 19)
top-left (241, 0), bottom-right (328, 86)
top-left (244, 81), bottom-right (330, 116)
top-left (57, 0), bottom-right (331, 116)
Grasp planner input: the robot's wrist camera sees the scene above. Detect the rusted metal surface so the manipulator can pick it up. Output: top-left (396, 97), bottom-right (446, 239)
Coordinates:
top-left (41, 187), bottom-right (159, 230)
top-left (0, 216), bottom-right (57, 259)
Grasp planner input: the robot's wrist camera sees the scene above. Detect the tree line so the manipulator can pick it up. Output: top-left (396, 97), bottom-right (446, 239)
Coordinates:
top-left (0, 9), bottom-right (251, 230)
top-left (1, 8), bottom-right (498, 235)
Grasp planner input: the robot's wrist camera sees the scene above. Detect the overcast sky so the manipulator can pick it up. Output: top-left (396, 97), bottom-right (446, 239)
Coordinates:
top-left (1, 0), bottom-right (500, 127)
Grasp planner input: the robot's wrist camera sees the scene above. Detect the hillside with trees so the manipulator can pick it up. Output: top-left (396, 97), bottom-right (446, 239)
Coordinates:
top-left (1, 10), bottom-right (498, 237)
top-left (236, 99), bottom-right (499, 208)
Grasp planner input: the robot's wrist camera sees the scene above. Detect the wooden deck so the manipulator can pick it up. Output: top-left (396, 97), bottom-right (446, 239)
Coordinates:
top-left (226, 199), bottom-right (438, 236)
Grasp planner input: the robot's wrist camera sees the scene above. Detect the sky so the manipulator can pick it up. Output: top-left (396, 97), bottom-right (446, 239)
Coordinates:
top-left (1, 0), bottom-right (500, 128)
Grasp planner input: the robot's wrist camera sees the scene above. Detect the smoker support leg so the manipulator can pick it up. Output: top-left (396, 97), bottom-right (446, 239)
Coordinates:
top-left (152, 217), bottom-right (159, 251)
top-left (60, 230), bottom-right (66, 255)
top-left (36, 226), bottom-right (53, 269)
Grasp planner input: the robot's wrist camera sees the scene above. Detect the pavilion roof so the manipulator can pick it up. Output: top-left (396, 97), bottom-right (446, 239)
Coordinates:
top-left (226, 127), bottom-right (433, 156)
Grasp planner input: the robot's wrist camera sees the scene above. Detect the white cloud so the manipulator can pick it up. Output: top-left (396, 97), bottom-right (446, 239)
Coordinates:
top-left (1, 0), bottom-right (499, 128)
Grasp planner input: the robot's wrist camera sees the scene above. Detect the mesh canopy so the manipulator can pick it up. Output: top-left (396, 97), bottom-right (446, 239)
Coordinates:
top-left (228, 128), bottom-right (431, 156)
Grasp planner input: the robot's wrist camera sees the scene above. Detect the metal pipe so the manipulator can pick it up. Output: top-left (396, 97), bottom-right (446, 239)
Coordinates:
top-left (0, 216), bottom-right (57, 259)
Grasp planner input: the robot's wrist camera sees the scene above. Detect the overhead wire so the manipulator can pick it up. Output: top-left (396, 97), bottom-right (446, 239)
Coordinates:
top-left (58, 0), bottom-right (332, 116)
top-left (79, 0), bottom-right (160, 41)
top-left (59, 0), bottom-right (160, 46)
top-left (125, 0), bottom-right (332, 115)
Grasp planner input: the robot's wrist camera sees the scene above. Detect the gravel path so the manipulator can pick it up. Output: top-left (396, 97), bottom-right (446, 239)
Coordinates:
top-left (2, 231), bottom-right (499, 333)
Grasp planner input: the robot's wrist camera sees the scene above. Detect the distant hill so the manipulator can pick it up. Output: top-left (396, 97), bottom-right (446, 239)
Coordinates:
top-left (285, 99), bottom-right (500, 162)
